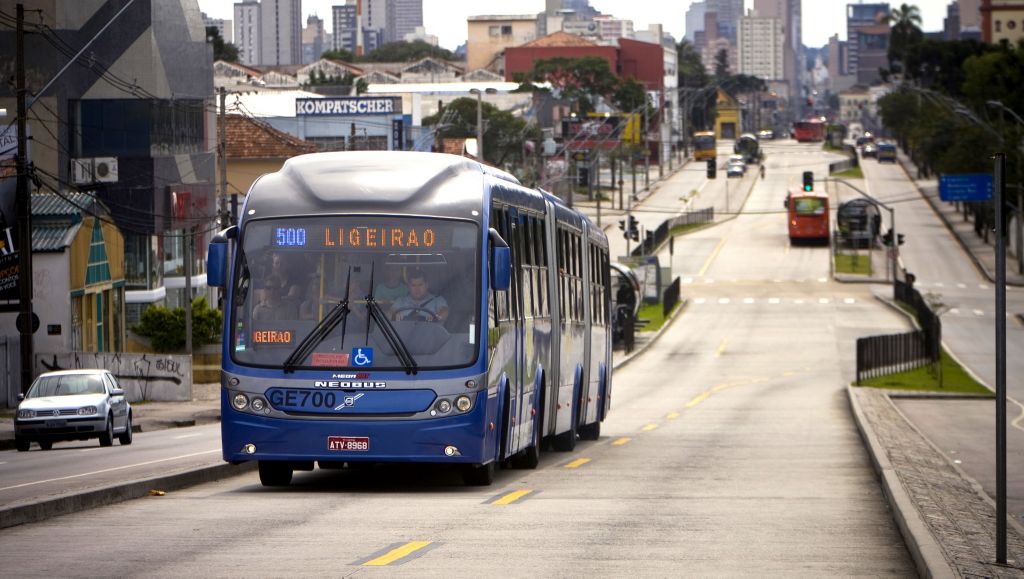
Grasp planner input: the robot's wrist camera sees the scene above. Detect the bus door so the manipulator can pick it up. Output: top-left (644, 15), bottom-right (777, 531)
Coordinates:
top-left (504, 206), bottom-right (527, 456)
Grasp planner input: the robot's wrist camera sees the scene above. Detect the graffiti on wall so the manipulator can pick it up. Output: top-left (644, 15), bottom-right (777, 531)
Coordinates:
top-left (35, 352), bottom-right (192, 402)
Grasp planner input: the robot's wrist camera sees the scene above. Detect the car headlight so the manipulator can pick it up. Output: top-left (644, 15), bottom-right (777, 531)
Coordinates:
top-left (78, 406), bottom-right (98, 416)
top-left (16, 409), bottom-right (35, 419)
top-left (232, 393), bottom-right (249, 410)
top-left (455, 395), bottom-right (472, 412)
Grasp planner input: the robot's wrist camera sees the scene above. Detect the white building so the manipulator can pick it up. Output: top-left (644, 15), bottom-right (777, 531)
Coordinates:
top-left (234, 0), bottom-right (260, 66)
top-left (593, 15), bottom-right (634, 41)
top-left (737, 15), bottom-right (784, 81)
top-left (260, 0), bottom-right (302, 65)
top-left (202, 12), bottom-right (233, 44)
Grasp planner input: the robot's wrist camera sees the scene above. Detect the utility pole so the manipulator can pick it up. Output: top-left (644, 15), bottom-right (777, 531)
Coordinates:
top-left (185, 227), bottom-right (193, 355)
top-left (15, 4), bottom-right (34, 394)
top-left (643, 94), bottom-right (650, 189)
top-left (658, 86), bottom-right (664, 179)
top-left (994, 154), bottom-right (1008, 565)
top-left (218, 88), bottom-right (232, 225)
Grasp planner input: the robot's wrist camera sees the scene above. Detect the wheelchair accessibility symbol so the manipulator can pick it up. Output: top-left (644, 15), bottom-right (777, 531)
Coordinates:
top-left (351, 348), bottom-right (373, 367)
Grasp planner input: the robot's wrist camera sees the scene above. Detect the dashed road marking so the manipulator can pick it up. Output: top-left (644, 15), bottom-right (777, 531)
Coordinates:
top-left (743, 298), bottom-right (755, 304)
top-left (564, 458), bottom-right (592, 469)
top-left (718, 298), bottom-right (731, 304)
top-left (683, 277), bottom-right (694, 284)
top-left (666, 411), bottom-right (680, 420)
top-left (490, 489), bottom-right (534, 506)
top-left (818, 298), bottom-right (830, 304)
top-left (612, 437), bottom-right (631, 446)
top-left (768, 298), bottom-right (781, 304)
top-left (951, 308), bottom-right (960, 315)
top-left (360, 541), bottom-right (436, 567)
top-left (844, 298), bottom-right (856, 304)
top-left (715, 337), bottom-right (730, 358)
top-left (974, 309), bottom-right (985, 316)
top-left (694, 298), bottom-right (707, 304)
top-left (641, 423), bottom-right (659, 432)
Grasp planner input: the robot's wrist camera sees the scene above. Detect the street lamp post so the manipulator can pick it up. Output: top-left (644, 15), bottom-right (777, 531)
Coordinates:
top-left (469, 88), bottom-right (497, 162)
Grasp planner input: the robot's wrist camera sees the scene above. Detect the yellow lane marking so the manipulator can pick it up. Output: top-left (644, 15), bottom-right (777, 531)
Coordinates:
top-left (362, 541), bottom-right (433, 566)
top-left (785, 243), bottom-right (791, 256)
top-left (564, 458), bottom-right (591, 469)
top-left (686, 391), bottom-right (712, 408)
top-left (641, 423), bottom-right (659, 432)
top-left (492, 489), bottom-right (533, 505)
top-left (698, 238), bottom-right (726, 277)
top-left (666, 411), bottom-right (680, 420)
top-left (714, 337), bottom-right (730, 358)
top-left (782, 371), bottom-right (797, 377)
top-left (612, 437), bottom-right (631, 446)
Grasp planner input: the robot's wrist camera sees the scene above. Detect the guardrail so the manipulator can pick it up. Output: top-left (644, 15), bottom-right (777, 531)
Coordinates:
top-left (631, 207), bottom-right (714, 257)
top-left (828, 144), bottom-right (860, 175)
top-left (855, 277), bottom-right (941, 383)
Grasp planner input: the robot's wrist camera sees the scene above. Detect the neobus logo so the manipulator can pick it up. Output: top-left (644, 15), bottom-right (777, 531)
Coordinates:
top-left (314, 380), bottom-right (387, 389)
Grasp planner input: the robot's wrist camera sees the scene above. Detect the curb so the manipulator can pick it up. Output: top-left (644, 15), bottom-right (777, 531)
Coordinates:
top-left (613, 299), bottom-right (688, 372)
top-left (0, 461), bottom-right (256, 530)
top-left (846, 386), bottom-right (957, 579)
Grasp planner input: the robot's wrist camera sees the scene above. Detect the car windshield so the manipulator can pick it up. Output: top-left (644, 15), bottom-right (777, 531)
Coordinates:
top-left (27, 375), bottom-right (105, 397)
top-left (232, 216), bottom-right (481, 370)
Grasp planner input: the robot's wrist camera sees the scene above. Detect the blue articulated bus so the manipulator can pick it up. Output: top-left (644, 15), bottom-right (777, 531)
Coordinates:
top-left (207, 151), bottom-right (612, 486)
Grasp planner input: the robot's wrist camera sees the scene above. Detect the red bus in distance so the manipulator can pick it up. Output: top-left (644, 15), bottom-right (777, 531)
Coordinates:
top-left (792, 119), bottom-right (825, 143)
top-left (785, 188), bottom-right (830, 245)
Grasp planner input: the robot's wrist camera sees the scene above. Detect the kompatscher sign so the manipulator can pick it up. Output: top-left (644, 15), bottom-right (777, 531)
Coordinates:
top-left (296, 97), bottom-right (399, 117)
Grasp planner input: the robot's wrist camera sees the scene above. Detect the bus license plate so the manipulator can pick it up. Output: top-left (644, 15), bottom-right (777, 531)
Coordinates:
top-left (328, 436), bottom-right (369, 451)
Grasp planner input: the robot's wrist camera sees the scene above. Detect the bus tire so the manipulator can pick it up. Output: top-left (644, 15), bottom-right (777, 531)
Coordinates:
top-left (579, 420), bottom-right (600, 441)
top-left (510, 385), bottom-right (542, 469)
top-left (258, 461), bottom-right (293, 487)
top-left (551, 400), bottom-right (577, 452)
top-left (462, 462), bottom-right (495, 486)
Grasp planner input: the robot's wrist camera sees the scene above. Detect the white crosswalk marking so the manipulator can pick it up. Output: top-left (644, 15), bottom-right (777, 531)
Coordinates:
top-left (844, 298), bottom-right (856, 304)
top-left (683, 277), bottom-right (694, 284)
top-left (718, 298), bottom-right (731, 304)
top-left (768, 298), bottom-right (781, 304)
top-left (957, 283), bottom-right (966, 289)
top-left (974, 309), bottom-right (985, 316)
top-left (694, 298), bottom-right (706, 304)
top-left (950, 308), bottom-right (960, 315)
top-left (818, 278), bottom-right (828, 283)
top-left (794, 299), bottom-right (805, 304)
top-left (819, 298), bottom-right (830, 304)
top-left (743, 298), bottom-right (755, 304)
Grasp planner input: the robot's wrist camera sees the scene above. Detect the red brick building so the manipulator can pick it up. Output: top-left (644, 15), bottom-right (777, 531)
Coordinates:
top-left (504, 31), bottom-right (665, 92)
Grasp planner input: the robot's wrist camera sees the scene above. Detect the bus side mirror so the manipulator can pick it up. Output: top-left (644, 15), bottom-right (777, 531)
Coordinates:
top-left (206, 226), bottom-right (236, 288)
top-left (488, 228), bottom-right (511, 292)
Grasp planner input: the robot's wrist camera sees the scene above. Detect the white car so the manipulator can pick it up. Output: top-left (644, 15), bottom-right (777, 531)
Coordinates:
top-left (14, 369), bottom-right (133, 451)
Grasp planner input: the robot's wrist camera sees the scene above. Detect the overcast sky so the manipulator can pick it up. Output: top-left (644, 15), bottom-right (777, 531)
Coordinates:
top-left (198, 0), bottom-right (956, 50)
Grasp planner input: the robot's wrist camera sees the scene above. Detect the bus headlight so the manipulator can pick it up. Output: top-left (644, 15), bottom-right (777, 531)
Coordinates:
top-left (455, 395), bottom-right (472, 412)
top-left (231, 393), bottom-right (249, 410)
top-left (436, 399), bottom-right (452, 414)
top-left (250, 397), bottom-right (266, 412)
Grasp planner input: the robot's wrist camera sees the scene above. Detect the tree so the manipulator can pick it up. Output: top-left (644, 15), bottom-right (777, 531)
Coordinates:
top-left (206, 26), bottom-right (238, 63)
top-left (132, 296), bottom-right (223, 353)
top-left (885, 3), bottom-right (923, 75)
top-left (422, 97), bottom-right (540, 169)
top-left (612, 77), bottom-right (650, 116)
top-left (714, 48), bottom-right (730, 78)
top-left (320, 48), bottom-right (355, 62)
top-left (677, 40), bottom-right (708, 89)
top-left (360, 40), bottom-right (455, 62)
top-left (517, 56), bottom-right (620, 116)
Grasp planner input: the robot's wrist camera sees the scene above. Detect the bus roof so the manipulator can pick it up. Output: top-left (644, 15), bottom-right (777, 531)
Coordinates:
top-left (244, 151), bottom-right (519, 220)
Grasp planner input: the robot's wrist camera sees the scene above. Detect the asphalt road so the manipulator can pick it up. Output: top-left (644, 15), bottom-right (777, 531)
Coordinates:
top-left (0, 141), bottom-right (918, 575)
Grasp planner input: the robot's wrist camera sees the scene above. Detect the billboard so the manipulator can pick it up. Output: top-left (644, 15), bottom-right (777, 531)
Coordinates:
top-left (0, 125), bottom-right (21, 304)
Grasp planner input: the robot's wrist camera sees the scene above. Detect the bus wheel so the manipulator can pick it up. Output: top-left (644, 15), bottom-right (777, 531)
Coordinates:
top-left (551, 408), bottom-right (577, 452)
top-left (462, 462), bottom-right (495, 486)
top-left (510, 406), bottom-right (541, 469)
top-left (258, 461), bottom-right (293, 487)
top-left (579, 420), bottom-right (601, 441)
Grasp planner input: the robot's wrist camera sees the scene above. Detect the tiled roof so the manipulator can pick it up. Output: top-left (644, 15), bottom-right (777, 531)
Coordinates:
top-left (521, 31), bottom-right (597, 48)
top-left (225, 115), bottom-right (319, 159)
top-left (32, 191), bottom-right (96, 217)
top-left (32, 224), bottom-right (75, 252)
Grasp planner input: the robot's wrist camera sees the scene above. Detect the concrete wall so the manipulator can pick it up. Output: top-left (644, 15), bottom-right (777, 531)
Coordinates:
top-left (34, 352), bottom-right (192, 402)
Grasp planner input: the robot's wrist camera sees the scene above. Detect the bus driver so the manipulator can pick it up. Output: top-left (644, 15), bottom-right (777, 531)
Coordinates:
top-left (390, 269), bottom-right (448, 323)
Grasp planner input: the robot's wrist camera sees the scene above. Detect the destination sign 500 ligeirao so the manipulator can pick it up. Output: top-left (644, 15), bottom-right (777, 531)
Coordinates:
top-left (274, 225), bottom-right (439, 249)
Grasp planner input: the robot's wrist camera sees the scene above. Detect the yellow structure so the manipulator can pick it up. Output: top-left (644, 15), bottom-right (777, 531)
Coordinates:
top-left (466, 15), bottom-right (538, 71)
top-left (714, 88), bottom-right (742, 140)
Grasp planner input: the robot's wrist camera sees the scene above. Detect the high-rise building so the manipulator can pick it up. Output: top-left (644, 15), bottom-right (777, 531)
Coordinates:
top-left (302, 14), bottom-right (326, 64)
top-left (846, 3), bottom-right (890, 76)
top-left (751, 0), bottom-right (800, 103)
top-left (234, 0), bottom-right (260, 66)
top-left (593, 15), bottom-right (634, 41)
top-left (707, 0), bottom-right (743, 42)
top-left (363, 0), bottom-right (386, 40)
top-left (685, 1), bottom-right (707, 43)
top-left (384, 0), bottom-right (423, 44)
top-left (738, 15), bottom-right (784, 81)
top-left (332, 1), bottom-right (360, 54)
top-left (959, 0), bottom-right (981, 28)
top-left (202, 11), bottom-right (233, 45)
top-left (260, 0), bottom-right (302, 65)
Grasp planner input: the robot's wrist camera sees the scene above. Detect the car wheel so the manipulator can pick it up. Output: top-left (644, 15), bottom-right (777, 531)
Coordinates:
top-left (99, 414), bottom-right (114, 447)
top-left (15, 437), bottom-right (30, 452)
top-left (38, 440), bottom-right (53, 451)
top-left (118, 413), bottom-right (133, 445)
top-left (258, 461), bottom-right (293, 487)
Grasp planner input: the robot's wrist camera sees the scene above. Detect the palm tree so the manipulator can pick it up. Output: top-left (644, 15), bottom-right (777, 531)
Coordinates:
top-left (885, 3), bottom-right (923, 76)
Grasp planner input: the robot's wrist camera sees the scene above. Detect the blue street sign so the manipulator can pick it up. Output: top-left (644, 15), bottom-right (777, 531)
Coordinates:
top-left (939, 173), bottom-right (993, 202)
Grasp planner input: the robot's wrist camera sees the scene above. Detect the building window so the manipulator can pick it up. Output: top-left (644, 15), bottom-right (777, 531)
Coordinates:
top-left (489, 25), bottom-right (500, 36)
top-left (995, 20), bottom-right (1002, 32)
top-left (501, 25), bottom-right (512, 35)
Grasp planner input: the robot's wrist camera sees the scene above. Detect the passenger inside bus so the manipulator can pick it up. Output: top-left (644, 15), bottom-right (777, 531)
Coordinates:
top-left (374, 265), bottom-right (408, 307)
top-left (254, 276), bottom-right (298, 321)
top-left (390, 268), bottom-right (449, 322)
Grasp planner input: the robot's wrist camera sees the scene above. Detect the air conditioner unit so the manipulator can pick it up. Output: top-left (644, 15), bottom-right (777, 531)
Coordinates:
top-left (93, 157), bottom-right (118, 183)
top-left (71, 158), bottom-right (94, 185)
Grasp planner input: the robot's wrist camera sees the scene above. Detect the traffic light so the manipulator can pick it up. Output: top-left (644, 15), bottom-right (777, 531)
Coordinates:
top-left (619, 219), bottom-right (628, 239)
top-left (897, 233), bottom-right (905, 246)
top-left (577, 166), bottom-right (589, 187)
top-left (706, 158), bottom-right (716, 179)
top-left (882, 229), bottom-right (894, 246)
top-left (802, 171), bottom-right (814, 192)
top-left (628, 215), bottom-right (639, 241)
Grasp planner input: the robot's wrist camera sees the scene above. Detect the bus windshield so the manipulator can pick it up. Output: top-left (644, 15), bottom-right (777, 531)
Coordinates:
top-left (232, 216), bottom-right (480, 371)
top-left (694, 134), bottom-right (715, 150)
top-left (793, 197), bottom-right (826, 216)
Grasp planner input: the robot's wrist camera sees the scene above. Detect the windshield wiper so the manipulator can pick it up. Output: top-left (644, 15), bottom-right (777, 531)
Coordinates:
top-left (363, 263), bottom-right (418, 375)
top-left (283, 267), bottom-right (353, 373)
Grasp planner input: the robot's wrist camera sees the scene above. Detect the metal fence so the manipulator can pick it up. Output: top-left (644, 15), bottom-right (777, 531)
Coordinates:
top-left (631, 207), bottom-right (714, 257)
top-left (663, 277), bottom-right (680, 318)
top-left (855, 277), bottom-right (942, 383)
